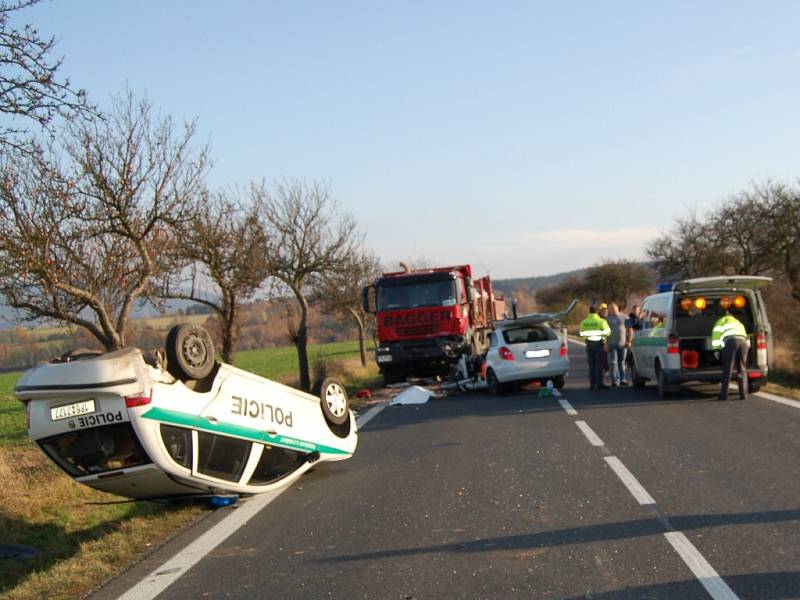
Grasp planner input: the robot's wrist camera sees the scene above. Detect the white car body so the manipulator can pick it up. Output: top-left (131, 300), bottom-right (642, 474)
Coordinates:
top-left (484, 301), bottom-right (576, 393)
top-left (15, 348), bottom-right (357, 500)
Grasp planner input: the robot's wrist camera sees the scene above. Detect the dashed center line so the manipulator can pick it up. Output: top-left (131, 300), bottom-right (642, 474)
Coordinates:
top-left (575, 420), bottom-right (604, 447)
top-left (603, 456), bottom-right (657, 505)
top-left (558, 398), bottom-right (577, 415)
top-left (664, 532), bottom-right (740, 600)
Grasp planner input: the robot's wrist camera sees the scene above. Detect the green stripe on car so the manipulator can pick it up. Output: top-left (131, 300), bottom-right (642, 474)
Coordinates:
top-left (141, 407), bottom-right (349, 455)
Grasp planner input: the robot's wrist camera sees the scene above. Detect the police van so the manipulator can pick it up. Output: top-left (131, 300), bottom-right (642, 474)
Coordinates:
top-left (630, 276), bottom-right (772, 397)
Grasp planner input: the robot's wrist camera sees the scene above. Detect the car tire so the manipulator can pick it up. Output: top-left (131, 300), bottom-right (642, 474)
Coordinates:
top-left (487, 369), bottom-right (504, 395)
top-left (553, 375), bottom-right (566, 389)
top-left (313, 377), bottom-right (350, 427)
top-left (165, 324), bottom-right (215, 381)
top-left (655, 363), bottom-right (670, 398)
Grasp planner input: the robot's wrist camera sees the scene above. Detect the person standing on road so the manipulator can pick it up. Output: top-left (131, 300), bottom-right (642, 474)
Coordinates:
top-left (579, 305), bottom-right (610, 390)
top-left (711, 309), bottom-right (750, 400)
top-left (625, 304), bottom-right (641, 369)
top-left (605, 302), bottom-right (628, 386)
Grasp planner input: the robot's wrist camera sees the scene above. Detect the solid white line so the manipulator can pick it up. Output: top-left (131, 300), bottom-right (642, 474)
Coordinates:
top-left (575, 420), bottom-right (604, 447)
top-left (603, 456), bottom-right (656, 505)
top-left (558, 399), bottom-right (577, 416)
top-left (756, 391), bottom-right (800, 410)
top-left (664, 532), bottom-right (740, 600)
top-left (118, 403), bottom-right (388, 600)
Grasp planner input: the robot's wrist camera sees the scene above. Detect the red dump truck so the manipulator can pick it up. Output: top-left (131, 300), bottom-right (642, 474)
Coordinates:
top-left (362, 264), bottom-right (505, 384)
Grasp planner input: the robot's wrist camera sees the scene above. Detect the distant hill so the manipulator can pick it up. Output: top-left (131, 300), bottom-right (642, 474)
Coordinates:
top-left (492, 267), bottom-right (586, 297)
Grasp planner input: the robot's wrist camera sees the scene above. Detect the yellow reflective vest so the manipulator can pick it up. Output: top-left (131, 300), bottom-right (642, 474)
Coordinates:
top-left (579, 313), bottom-right (611, 343)
top-left (711, 314), bottom-right (747, 349)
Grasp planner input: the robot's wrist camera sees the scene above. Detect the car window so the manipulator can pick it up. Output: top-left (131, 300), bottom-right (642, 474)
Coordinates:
top-left (489, 332), bottom-right (498, 347)
top-left (501, 325), bottom-right (556, 344)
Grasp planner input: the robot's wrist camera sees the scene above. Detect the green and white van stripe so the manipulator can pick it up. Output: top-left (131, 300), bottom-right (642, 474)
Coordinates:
top-left (141, 407), bottom-right (349, 455)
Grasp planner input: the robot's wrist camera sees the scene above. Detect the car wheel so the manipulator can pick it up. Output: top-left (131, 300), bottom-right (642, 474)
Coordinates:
top-left (165, 324), bottom-right (215, 381)
top-left (487, 369), bottom-right (504, 395)
top-left (655, 363), bottom-right (670, 398)
top-left (553, 375), bottom-right (566, 389)
top-left (313, 378), bottom-right (350, 427)
top-left (632, 359), bottom-right (647, 389)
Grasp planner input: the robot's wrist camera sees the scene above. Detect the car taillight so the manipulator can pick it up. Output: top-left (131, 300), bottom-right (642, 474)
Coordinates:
top-left (560, 342), bottom-right (568, 357)
top-left (667, 334), bottom-right (680, 354)
top-left (125, 389), bottom-right (152, 408)
top-left (748, 371), bottom-right (762, 379)
top-left (756, 332), bottom-right (766, 350)
top-left (499, 346), bottom-right (514, 361)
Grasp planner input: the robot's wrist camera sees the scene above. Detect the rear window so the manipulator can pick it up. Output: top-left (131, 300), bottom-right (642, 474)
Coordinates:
top-left (39, 423), bottom-right (150, 477)
top-left (501, 325), bottom-right (556, 344)
top-left (674, 294), bottom-right (755, 337)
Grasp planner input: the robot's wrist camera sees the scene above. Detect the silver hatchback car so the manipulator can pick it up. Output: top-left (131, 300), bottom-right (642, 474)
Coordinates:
top-left (484, 301), bottom-right (575, 394)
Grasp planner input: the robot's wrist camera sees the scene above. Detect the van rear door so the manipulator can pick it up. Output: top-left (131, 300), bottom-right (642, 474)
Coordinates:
top-left (673, 276), bottom-right (772, 293)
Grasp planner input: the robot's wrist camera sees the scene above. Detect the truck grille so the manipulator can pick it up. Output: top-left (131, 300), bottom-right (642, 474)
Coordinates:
top-left (396, 323), bottom-right (439, 337)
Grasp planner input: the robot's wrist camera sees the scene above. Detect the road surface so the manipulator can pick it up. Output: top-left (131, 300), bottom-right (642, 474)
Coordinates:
top-left (93, 341), bottom-right (800, 599)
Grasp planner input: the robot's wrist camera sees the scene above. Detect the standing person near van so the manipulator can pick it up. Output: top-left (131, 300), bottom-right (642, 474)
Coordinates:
top-left (579, 306), bottom-right (610, 390)
top-left (605, 303), bottom-right (628, 386)
top-left (712, 309), bottom-right (750, 400)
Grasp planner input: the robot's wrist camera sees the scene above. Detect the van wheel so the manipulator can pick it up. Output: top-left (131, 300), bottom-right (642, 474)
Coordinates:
top-left (553, 375), bottom-right (566, 389)
top-left (632, 359), bottom-right (647, 389)
top-left (165, 324), bottom-right (215, 381)
top-left (487, 369), bottom-right (504, 395)
top-left (655, 364), bottom-right (670, 398)
top-left (312, 378), bottom-right (350, 427)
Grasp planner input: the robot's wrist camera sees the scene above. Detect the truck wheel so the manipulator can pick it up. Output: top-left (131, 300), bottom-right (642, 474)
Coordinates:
top-left (313, 378), bottom-right (350, 427)
top-left (382, 368), bottom-right (404, 386)
top-left (487, 369), bottom-right (504, 395)
top-left (165, 324), bottom-right (215, 381)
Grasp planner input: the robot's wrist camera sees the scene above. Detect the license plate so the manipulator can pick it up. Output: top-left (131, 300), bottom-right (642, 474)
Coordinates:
top-left (525, 349), bottom-right (550, 359)
top-left (377, 355), bottom-right (393, 363)
top-left (51, 399), bottom-right (96, 421)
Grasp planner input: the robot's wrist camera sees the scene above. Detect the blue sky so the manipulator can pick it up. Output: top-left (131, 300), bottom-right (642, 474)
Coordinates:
top-left (21, 1), bottom-right (800, 278)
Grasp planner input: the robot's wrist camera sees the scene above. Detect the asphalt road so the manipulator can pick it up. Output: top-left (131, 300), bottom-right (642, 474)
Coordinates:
top-left (94, 341), bottom-right (800, 599)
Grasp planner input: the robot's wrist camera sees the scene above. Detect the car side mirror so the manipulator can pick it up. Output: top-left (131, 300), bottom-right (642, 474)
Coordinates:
top-left (361, 286), bottom-right (377, 313)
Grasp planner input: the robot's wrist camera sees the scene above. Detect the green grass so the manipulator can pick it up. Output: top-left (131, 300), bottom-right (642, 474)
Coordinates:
top-left (0, 371), bottom-right (25, 445)
top-left (232, 340), bottom-right (366, 379)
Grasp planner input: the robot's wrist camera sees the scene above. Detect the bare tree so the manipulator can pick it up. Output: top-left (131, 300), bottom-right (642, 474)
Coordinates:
top-left (0, 91), bottom-right (209, 350)
top-left (764, 183), bottom-right (800, 303)
top-left (318, 249), bottom-right (382, 367)
top-left (161, 190), bottom-right (271, 363)
top-left (0, 0), bottom-right (91, 148)
top-left (259, 180), bottom-right (362, 391)
top-left (646, 213), bottom-right (729, 279)
top-left (581, 260), bottom-right (654, 308)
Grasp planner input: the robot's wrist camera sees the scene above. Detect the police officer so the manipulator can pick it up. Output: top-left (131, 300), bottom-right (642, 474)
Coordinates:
top-left (711, 309), bottom-right (749, 400)
top-left (580, 305), bottom-right (611, 390)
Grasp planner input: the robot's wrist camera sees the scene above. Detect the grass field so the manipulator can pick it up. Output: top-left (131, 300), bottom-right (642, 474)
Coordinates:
top-left (0, 341), bottom-right (379, 600)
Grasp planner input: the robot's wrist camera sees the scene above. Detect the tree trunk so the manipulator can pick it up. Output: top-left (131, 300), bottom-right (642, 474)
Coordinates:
top-left (296, 294), bottom-right (311, 391)
top-left (221, 298), bottom-right (237, 364)
top-left (347, 307), bottom-right (367, 367)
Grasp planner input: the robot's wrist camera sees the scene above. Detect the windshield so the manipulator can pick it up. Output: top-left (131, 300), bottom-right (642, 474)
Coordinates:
top-left (377, 280), bottom-right (457, 310)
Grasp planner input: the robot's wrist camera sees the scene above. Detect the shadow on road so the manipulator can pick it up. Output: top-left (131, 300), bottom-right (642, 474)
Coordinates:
top-left (318, 508), bottom-right (800, 564)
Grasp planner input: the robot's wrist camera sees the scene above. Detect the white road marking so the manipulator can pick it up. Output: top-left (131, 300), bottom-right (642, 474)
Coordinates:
top-left (575, 420), bottom-right (604, 447)
top-left (664, 532), bottom-right (740, 600)
top-left (603, 456), bottom-right (656, 505)
top-left (558, 398), bottom-right (577, 415)
top-left (756, 391), bottom-right (800, 410)
top-left (117, 403), bottom-right (388, 600)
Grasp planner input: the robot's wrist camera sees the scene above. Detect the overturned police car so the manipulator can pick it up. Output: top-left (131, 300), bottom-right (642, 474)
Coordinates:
top-left (14, 325), bottom-right (357, 500)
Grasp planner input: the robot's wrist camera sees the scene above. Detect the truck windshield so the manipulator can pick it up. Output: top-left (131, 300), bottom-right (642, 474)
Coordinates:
top-left (377, 280), bottom-right (457, 310)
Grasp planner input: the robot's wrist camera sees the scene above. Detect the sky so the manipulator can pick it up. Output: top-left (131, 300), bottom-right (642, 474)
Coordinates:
top-left (19, 1), bottom-right (800, 279)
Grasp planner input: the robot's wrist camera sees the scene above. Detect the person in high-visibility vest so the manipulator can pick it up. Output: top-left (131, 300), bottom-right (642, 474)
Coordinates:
top-left (711, 309), bottom-right (749, 400)
top-left (579, 305), bottom-right (611, 389)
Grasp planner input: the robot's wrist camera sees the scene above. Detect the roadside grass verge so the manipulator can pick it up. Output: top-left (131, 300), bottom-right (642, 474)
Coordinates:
top-left (0, 341), bottom-right (379, 600)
